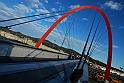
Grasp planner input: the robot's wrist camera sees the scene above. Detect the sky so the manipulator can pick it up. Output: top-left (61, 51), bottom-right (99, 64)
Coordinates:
top-left (0, 0), bottom-right (124, 70)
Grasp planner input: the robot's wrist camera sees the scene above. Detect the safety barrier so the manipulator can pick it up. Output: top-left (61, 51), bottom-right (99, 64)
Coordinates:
top-left (0, 39), bottom-right (69, 62)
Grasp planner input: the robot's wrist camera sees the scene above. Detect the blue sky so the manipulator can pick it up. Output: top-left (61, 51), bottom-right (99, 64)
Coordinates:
top-left (0, 0), bottom-right (124, 70)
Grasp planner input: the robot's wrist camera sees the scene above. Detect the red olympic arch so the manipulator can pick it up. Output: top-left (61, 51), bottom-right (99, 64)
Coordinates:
top-left (35, 6), bottom-right (112, 80)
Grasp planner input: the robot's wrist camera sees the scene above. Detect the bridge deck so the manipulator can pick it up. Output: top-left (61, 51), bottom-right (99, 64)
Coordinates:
top-left (0, 39), bottom-right (89, 83)
top-left (0, 60), bottom-right (88, 83)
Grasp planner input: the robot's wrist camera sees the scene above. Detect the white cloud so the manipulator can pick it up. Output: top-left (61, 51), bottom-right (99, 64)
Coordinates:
top-left (0, 10), bottom-right (10, 19)
top-left (0, 2), bottom-right (14, 14)
top-left (44, 18), bottom-right (56, 22)
top-left (89, 41), bottom-right (108, 55)
top-left (0, 1), bottom-right (49, 38)
top-left (110, 25), bottom-right (114, 28)
top-left (25, 0), bottom-right (40, 5)
top-left (54, 13), bottom-right (67, 22)
top-left (58, 6), bottom-right (65, 11)
top-left (55, 1), bottom-right (62, 5)
top-left (36, 9), bottom-right (50, 16)
top-left (54, 13), bottom-right (61, 18)
top-left (25, 0), bottom-right (44, 9)
top-left (29, 0), bottom-right (39, 3)
top-left (30, 9), bottom-right (35, 13)
top-left (14, 4), bottom-right (31, 13)
top-left (69, 4), bottom-right (80, 9)
top-left (32, 3), bottom-right (39, 8)
top-left (0, 2), bottom-right (34, 17)
top-left (68, 37), bottom-right (85, 49)
top-left (82, 18), bottom-right (88, 21)
top-left (62, 18), bottom-right (67, 22)
top-left (44, 0), bottom-right (48, 3)
top-left (0, 2), bottom-right (18, 20)
top-left (29, 0), bottom-right (50, 16)
top-left (36, 9), bottom-right (49, 13)
top-left (62, 37), bottom-right (107, 54)
top-left (51, 8), bottom-right (57, 12)
top-left (113, 45), bottom-right (119, 48)
top-left (111, 15), bottom-right (114, 17)
top-left (119, 26), bottom-right (124, 29)
top-left (49, 31), bottom-right (62, 39)
top-left (47, 33), bottom-right (86, 52)
top-left (95, 49), bottom-right (106, 54)
top-left (101, 1), bottom-right (123, 10)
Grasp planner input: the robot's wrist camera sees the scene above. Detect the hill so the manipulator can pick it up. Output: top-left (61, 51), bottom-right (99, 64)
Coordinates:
top-left (0, 26), bottom-right (80, 55)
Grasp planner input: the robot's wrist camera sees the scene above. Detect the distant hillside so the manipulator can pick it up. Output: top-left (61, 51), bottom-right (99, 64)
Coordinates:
top-left (0, 26), bottom-right (80, 55)
top-left (43, 40), bottom-right (81, 55)
top-left (0, 26), bottom-right (39, 43)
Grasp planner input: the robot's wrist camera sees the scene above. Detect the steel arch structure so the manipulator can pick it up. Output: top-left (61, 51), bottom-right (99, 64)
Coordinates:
top-left (35, 6), bottom-right (112, 80)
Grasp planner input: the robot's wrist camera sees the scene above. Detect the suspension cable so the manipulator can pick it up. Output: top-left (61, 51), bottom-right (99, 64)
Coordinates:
top-left (76, 11), bottom-right (97, 70)
top-left (81, 17), bottom-right (100, 69)
top-left (0, 10), bottom-right (68, 22)
top-left (91, 47), bottom-right (108, 56)
top-left (4, 13), bottom-right (65, 29)
top-left (90, 39), bottom-right (108, 56)
top-left (90, 28), bottom-right (107, 55)
top-left (89, 21), bottom-right (104, 53)
top-left (89, 18), bottom-right (107, 55)
top-left (89, 17), bottom-right (103, 55)
top-left (60, 13), bottom-right (76, 48)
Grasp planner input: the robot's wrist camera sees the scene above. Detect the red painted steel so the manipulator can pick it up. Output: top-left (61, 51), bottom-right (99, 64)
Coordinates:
top-left (35, 6), bottom-right (112, 80)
